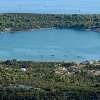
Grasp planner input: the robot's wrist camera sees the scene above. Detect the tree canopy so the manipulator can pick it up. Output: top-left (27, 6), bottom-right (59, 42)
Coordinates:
top-left (0, 13), bottom-right (100, 32)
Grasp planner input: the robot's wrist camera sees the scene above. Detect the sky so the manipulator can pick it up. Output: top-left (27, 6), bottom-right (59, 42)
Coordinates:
top-left (0, 0), bottom-right (100, 13)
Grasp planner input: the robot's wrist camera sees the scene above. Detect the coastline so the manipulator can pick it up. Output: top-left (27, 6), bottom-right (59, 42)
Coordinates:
top-left (0, 27), bottom-right (100, 33)
top-left (1, 14), bottom-right (100, 34)
top-left (0, 27), bottom-right (56, 33)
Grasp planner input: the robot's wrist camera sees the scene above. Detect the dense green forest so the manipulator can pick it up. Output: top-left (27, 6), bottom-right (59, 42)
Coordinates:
top-left (0, 13), bottom-right (100, 32)
top-left (0, 60), bottom-right (100, 99)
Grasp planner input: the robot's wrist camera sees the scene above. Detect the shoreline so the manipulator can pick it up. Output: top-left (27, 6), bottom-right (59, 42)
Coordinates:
top-left (0, 27), bottom-right (100, 33)
top-left (1, 14), bottom-right (100, 34)
top-left (0, 27), bottom-right (55, 33)
top-left (1, 59), bottom-right (99, 63)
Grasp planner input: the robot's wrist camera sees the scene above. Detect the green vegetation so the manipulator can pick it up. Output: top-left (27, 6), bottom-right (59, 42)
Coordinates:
top-left (1, 13), bottom-right (100, 32)
top-left (0, 60), bottom-right (100, 99)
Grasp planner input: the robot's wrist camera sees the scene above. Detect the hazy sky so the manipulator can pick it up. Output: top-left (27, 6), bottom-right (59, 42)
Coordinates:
top-left (0, 0), bottom-right (100, 13)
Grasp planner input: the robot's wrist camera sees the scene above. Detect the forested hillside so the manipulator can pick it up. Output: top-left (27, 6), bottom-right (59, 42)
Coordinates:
top-left (0, 60), bottom-right (100, 99)
top-left (0, 13), bottom-right (100, 32)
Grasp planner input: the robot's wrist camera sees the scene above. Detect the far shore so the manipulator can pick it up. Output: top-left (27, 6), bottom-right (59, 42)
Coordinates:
top-left (0, 27), bottom-right (100, 33)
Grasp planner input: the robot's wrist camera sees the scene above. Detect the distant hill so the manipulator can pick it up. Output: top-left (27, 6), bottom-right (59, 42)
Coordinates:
top-left (0, 13), bottom-right (100, 32)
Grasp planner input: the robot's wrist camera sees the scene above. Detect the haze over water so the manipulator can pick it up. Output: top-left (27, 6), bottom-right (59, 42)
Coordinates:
top-left (0, 0), bottom-right (100, 14)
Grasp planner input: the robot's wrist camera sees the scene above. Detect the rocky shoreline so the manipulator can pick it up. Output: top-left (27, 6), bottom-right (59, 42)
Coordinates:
top-left (85, 28), bottom-right (100, 32)
top-left (0, 27), bottom-right (100, 33)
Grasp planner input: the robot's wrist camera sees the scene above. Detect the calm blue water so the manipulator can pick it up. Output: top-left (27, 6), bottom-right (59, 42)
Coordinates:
top-left (0, 29), bottom-right (100, 61)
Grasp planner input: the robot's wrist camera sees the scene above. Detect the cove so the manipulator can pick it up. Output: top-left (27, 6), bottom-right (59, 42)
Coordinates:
top-left (0, 29), bottom-right (100, 61)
